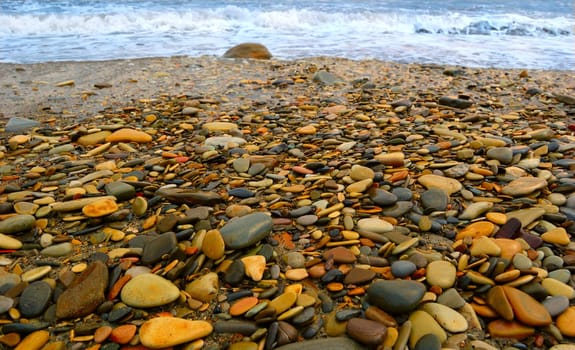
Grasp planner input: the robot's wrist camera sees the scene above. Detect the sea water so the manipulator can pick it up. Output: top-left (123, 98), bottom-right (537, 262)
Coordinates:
top-left (1, 0), bottom-right (573, 69)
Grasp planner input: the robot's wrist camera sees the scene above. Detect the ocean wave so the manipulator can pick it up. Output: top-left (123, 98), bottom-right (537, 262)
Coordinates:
top-left (1, 6), bottom-right (572, 37)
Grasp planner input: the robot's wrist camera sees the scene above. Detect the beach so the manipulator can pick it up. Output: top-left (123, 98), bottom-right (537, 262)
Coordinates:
top-left (0, 55), bottom-right (574, 349)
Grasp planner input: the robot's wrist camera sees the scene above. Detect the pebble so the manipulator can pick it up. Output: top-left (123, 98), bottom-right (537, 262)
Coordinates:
top-left (356, 217), bottom-right (393, 233)
top-left (56, 260), bottom-right (108, 319)
top-left (0, 233), bottom-right (23, 249)
top-left (556, 306), bottom-right (575, 337)
top-left (139, 317), bottom-right (213, 348)
top-left (408, 310), bottom-right (447, 348)
top-left (502, 177), bottom-right (548, 197)
top-left (19, 281), bottom-right (52, 318)
top-left (390, 260), bottom-right (417, 278)
top-left (219, 212), bottom-right (273, 249)
top-left (0, 214), bottom-right (36, 235)
top-left (121, 273), bottom-right (180, 307)
top-left (106, 128), bottom-right (153, 143)
top-left (421, 302), bottom-right (468, 332)
top-left (367, 280), bottom-right (425, 314)
top-left (21, 266), bottom-right (52, 282)
top-left (346, 317), bottom-right (387, 345)
top-left (418, 174), bottom-right (462, 195)
top-left (185, 272), bottom-right (219, 302)
top-left (426, 260), bottom-right (456, 288)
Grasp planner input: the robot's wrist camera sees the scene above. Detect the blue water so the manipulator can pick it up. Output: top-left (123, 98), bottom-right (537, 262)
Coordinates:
top-left (1, 0), bottom-right (574, 69)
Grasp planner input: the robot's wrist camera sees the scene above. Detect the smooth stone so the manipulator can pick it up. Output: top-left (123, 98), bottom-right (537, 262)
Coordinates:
top-left (443, 162), bottom-right (469, 178)
top-left (541, 227), bottom-right (570, 245)
top-left (202, 229), bottom-right (225, 260)
top-left (229, 296), bottom-right (259, 317)
top-left (5, 117), bottom-right (41, 133)
top-left (486, 147), bottom-right (514, 164)
top-left (346, 178), bottom-right (373, 193)
top-left (503, 285), bottom-right (552, 326)
top-left (109, 324), bottom-right (137, 344)
top-left (223, 42), bottom-right (271, 59)
top-left (296, 214), bottom-right (318, 226)
top-left (0, 233), bottom-right (23, 250)
top-left (283, 252), bottom-right (305, 268)
top-left (0, 295), bottom-right (14, 314)
top-left (542, 278), bottom-right (575, 299)
top-left (346, 317), bottom-right (387, 345)
top-left (421, 302), bottom-right (468, 333)
top-left (487, 320), bottom-right (534, 340)
top-left (420, 188), bottom-right (449, 211)
top-left (13, 330), bottom-right (49, 350)
top-left (19, 281), bottom-right (52, 318)
top-left (556, 306), bottom-right (575, 337)
top-left (542, 296), bottom-right (570, 317)
top-left (82, 198), bottom-right (118, 217)
top-left (241, 255), bottom-right (266, 282)
top-left (391, 260), bottom-right (417, 278)
top-left (456, 221), bottom-right (496, 240)
top-left (512, 254), bottom-right (532, 270)
top-left (437, 288), bottom-right (466, 309)
top-left (323, 246), bottom-right (357, 263)
top-left (139, 318), bottom-right (213, 348)
top-left (426, 260), bottom-right (456, 289)
top-left (312, 70), bottom-right (343, 85)
top-left (356, 217), bottom-right (393, 233)
top-left (502, 177), bottom-right (547, 197)
top-left (470, 236), bottom-right (501, 256)
top-left (274, 337), bottom-right (365, 350)
top-left (21, 266), bottom-right (51, 282)
top-left (77, 130), bottom-right (112, 146)
top-left (343, 267), bottom-right (376, 285)
top-left (368, 188), bottom-right (398, 206)
top-left (213, 320), bottom-right (258, 335)
top-left (418, 174), bottom-right (462, 195)
top-left (104, 181), bottom-right (135, 201)
top-left (56, 261), bottom-right (108, 319)
top-left (185, 272), bottom-right (219, 302)
top-left (228, 341), bottom-right (258, 350)
top-left (350, 164), bottom-right (374, 181)
top-left (367, 280), bottom-right (425, 314)
top-left (121, 274), bottom-right (180, 307)
top-left (381, 201), bottom-right (413, 217)
top-left (220, 212), bottom-right (272, 249)
top-left (0, 214), bottom-right (36, 235)
top-left (548, 269), bottom-right (570, 283)
top-left (487, 285), bottom-right (514, 320)
top-left (49, 195), bottom-right (116, 212)
top-left (269, 292), bottom-right (297, 315)
top-left (414, 333), bottom-right (441, 350)
top-left (106, 128), bottom-right (152, 143)
top-left (13, 202), bottom-right (39, 215)
top-left (459, 201), bottom-right (494, 220)
top-left (233, 158), bottom-right (250, 173)
top-left (495, 217), bottom-right (522, 238)
top-left (226, 204), bottom-right (253, 217)
top-left (156, 188), bottom-right (223, 205)
top-left (40, 242), bottom-right (73, 257)
top-left (408, 310), bottom-right (447, 349)
top-left (141, 232), bottom-right (177, 265)
top-left (205, 136), bottom-right (246, 147)
top-left (202, 121), bottom-right (238, 133)
top-left (224, 259), bottom-right (245, 286)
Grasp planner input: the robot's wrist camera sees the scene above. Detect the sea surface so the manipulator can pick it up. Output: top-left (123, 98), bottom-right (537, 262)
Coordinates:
top-left (1, 0), bottom-right (574, 69)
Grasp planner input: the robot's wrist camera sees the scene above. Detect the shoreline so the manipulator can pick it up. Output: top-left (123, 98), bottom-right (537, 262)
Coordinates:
top-left (1, 55), bottom-right (574, 123)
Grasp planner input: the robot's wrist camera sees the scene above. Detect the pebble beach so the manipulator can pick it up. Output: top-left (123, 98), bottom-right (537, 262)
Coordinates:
top-left (0, 55), bottom-right (574, 350)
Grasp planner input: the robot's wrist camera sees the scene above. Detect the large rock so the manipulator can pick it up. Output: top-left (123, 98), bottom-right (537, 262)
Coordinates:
top-left (223, 43), bottom-right (271, 59)
top-left (56, 261), bottom-right (109, 319)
